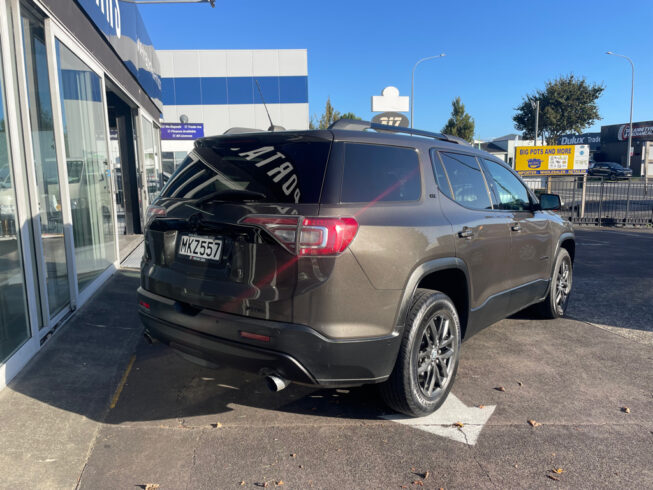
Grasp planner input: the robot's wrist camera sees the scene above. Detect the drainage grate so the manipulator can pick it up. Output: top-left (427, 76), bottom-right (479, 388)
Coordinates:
top-left (120, 242), bottom-right (144, 269)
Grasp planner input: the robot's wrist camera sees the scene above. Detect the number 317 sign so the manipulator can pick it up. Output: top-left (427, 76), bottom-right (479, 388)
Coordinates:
top-left (372, 112), bottom-right (409, 127)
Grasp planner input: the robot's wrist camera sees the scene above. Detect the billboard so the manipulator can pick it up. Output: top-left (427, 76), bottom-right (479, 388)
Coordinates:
top-left (557, 133), bottom-right (601, 151)
top-left (515, 145), bottom-right (590, 176)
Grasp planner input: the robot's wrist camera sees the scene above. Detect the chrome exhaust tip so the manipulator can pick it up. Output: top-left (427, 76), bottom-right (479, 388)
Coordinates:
top-left (265, 374), bottom-right (290, 392)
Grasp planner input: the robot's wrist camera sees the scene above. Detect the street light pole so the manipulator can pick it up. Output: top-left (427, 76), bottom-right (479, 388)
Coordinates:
top-left (606, 51), bottom-right (635, 169)
top-left (530, 99), bottom-right (540, 146)
top-left (410, 53), bottom-right (446, 129)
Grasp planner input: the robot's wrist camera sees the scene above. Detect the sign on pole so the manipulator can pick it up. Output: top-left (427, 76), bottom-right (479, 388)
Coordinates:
top-left (515, 145), bottom-right (590, 176)
top-left (371, 112), bottom-right (409, 127)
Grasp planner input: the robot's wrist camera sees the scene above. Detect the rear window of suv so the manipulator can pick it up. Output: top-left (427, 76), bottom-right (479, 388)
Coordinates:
top-left (340, 143), bottom-right (421, 203)
top-left (159, 133), bottom-right (331, 204)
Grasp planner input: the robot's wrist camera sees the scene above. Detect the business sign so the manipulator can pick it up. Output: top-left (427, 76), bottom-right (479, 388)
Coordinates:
top-left (372, 112), bottom-right (409, 127)
top-left (75, 0), bottom-right (162, 109)
top-left (371, 86), bottom-right (409, 112)
top-left (602, 121), bottom-right (653, 143)
top-left (515, 145), bottom-right (590, 176)
top-left (161, 123), bottom-right (204, 140)
top-left (557, 132), bottom-right (601, 151)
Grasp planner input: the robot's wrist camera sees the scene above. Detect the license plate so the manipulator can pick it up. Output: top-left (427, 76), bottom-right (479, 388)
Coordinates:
top-left (178, 234), bottom-right (222, 261)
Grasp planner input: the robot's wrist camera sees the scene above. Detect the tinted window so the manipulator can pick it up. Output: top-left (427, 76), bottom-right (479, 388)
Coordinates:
top-left (340, 143), bottom-right (421, 203)
top-left (482, 159), bottom-right (531, 211)
top-left (439, 152), bottom-right (492, 210)
top-left (159, 134), bottom-right (331, 204)
top-left (429, 149), bottom-right (453, 200)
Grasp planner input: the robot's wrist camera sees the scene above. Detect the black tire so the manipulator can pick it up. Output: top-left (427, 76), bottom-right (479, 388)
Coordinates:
top-left (539, 248), bottom-right (572, 319)
top-left (380, 289), bottom-right (461, 417)
top-left (609, 172), bottom-right (617, 181)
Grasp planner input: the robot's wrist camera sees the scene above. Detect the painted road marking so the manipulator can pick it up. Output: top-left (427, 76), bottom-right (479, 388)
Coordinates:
top-left (109, 355), bottom-right (136, 409)
top-left (382, 394), bottom-right (496, 446)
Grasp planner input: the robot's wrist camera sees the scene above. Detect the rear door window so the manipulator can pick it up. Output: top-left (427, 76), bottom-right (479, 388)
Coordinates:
top-left (159, 133), bottom-right (332, 204)
top-left (438, 152), bottom-right (492, 210)
top-left (481, 159), bottom-right (531, 211)
top-left (340, 143), bottom-right (421, 203)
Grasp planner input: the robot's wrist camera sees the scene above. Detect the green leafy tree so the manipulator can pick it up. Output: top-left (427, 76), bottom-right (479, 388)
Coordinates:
top-left (513, 74), bottom-right (604, 143)
top-left (441, 97), bottom-right (475, 143)
top-left (310, 98), bottom-right (360, 129)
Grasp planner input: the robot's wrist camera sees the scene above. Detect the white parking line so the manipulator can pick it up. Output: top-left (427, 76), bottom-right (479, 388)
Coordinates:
top-left (382, 394), bottom-right (496, 446)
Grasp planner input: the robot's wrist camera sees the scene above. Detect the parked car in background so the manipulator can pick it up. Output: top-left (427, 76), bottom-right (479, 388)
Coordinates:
top-left (138, 120), bottom-right (575, 417)
top-left (588, 162), bottom-right (633, 180)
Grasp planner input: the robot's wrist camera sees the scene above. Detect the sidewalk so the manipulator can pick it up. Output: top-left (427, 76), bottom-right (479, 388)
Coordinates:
top-left (0, 271), bottom-right (142, 489)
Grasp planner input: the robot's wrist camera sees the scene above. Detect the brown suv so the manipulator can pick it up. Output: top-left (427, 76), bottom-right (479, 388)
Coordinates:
top-left (138, 120), bottom-right (574, 417)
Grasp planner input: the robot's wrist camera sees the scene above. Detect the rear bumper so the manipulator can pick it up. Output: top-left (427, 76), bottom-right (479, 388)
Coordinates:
top-left (137, 287), bottom-right (401, 387)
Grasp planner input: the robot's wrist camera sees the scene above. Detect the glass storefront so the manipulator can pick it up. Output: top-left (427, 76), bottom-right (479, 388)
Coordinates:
top-left (0, 36), bottom-right (30, 364)
top-left (0, 0), bottom-right (162, 385)
top-left (21, 11), bottom-right (70, 318)
top-left (55, 40), bottom-right (115, 291)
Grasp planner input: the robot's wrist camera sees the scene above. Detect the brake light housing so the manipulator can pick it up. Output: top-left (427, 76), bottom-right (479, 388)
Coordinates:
top-left (241, 215), bottom-right (358, 256)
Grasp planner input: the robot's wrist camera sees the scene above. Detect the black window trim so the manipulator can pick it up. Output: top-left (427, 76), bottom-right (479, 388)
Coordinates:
top-left (337, 141), bottom-right (424, 205)
top-left (432, 149), bottom-right (496, 212)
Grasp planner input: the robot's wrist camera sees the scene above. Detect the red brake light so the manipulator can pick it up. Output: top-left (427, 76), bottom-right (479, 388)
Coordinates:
top-left (240, 215), bottom-right (358, 256)
top-left (299, 217), bottom-right (358, 256)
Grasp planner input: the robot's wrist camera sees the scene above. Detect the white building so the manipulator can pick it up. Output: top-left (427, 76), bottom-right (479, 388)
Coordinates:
top-left (157, 49), bottom-right (309, 172)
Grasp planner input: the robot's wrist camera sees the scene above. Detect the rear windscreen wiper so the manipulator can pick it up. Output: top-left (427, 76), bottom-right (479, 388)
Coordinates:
top-left (192, 189), bottom-right (267, 206)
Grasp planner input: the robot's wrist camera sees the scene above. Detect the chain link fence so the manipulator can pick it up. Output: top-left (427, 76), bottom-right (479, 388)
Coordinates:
top-left (529, 177), bottom-right (653, 226)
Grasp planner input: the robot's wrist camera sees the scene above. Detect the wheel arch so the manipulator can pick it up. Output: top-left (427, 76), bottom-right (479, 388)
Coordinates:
top-left (394, 258), bottom-right (471, 339)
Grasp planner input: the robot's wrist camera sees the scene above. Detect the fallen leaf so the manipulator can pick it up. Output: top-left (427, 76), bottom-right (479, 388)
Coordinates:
top-left (478, 405), bottom-right (485, 409)
top-left (411, 467), bottom-right (416, 472)
top-left (517, 381), bottom-right (524, 387)
top-left (275, 481), bottom-right (284, 486)
top-left (495, 386), bottom-right (506, 392)
top-left (412, 481), bottom-right (424, 486)
top-left (622, 407), bottom-right (631, 414)
top-left (422, 471), bottom-right (430, 480)
top-left (453, 421), bottom-right (464, 428)
top-left (547, 475), bottom-right (560, 481)
top-left (210, 422), bottom-right (223, 428)
top-left (240, 481), bottom-right (246, 486)
top-left (552, 468), bottom-right (564, 474)
top-left (401, 486), bottom-right (408, 489)
top-left (299, 465), bottom-right (304, 469)
top-left (290, 453), bottom-right (297, 458)
top-left (145, 485), bottom-right (160, 490)
top-left (528, 419), bottom-right (542, 427)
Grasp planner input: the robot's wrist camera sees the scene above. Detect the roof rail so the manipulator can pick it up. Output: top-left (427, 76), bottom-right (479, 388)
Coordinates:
top-left (328, 119), bottom-right (470, 145)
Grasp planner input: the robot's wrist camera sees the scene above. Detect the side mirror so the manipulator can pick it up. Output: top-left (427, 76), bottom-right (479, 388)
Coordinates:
top-left (539, 193), bottom-right (561, 211)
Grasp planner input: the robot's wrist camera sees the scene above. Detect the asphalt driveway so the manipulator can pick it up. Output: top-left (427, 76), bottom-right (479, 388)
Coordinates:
top-left (1, 228), bottom-right (652, 489)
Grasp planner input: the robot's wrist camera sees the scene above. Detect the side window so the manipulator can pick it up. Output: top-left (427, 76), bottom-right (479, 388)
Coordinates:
top-left (482, 159), bottom-right (531, 211)
top-left (429, 149), bottom-right (453, 200)
top-left (340, 143), bottom-right (421, 203)
top-left (438, 152), bottom-right (492, 210)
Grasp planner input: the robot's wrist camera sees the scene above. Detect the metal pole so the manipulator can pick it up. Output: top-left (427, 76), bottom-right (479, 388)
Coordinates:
top-left (535, 100), bottom-right (539, 146)
top-left (410, 53), bottom-right (446, 129)
top-left (606, 52), bottom-right (635, 169)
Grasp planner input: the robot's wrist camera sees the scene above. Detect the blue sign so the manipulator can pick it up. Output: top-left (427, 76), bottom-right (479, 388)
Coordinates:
top-left (528, 158), bottom-right (542, 169)
top-left (161, 123), bottom-right (205, 140)
top-left (75, 0), bottom-right (162, 109)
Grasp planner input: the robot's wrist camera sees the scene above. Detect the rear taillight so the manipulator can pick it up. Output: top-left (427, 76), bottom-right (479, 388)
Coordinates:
top-left (241, 215), bottom-right (358, 256)
top-left (145, 204), bottom-right (166, 225)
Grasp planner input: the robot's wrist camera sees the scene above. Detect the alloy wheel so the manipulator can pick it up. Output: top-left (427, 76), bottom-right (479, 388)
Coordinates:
top-left (416, 313), bottom-right (456, 397)
top-left (555, 258), bottom-right (572, 314)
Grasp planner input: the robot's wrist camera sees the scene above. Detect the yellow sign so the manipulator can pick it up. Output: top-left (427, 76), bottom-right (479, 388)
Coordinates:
top-left (514, 145), bottom-right (590, 176)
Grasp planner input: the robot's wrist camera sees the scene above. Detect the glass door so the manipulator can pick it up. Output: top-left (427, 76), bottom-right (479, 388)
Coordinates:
top-left (52, 39), bottom-right (116, 292)
top-left (19, 10), bottom-right (72, 325)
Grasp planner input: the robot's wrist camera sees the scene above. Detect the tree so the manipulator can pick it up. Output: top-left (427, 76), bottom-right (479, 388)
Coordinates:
top-left (513, 74), bottom-right (604, 143)
top-left (441, 97), bottom-right (475, 143)
top-left (310, 98), bottom-right (360, 129)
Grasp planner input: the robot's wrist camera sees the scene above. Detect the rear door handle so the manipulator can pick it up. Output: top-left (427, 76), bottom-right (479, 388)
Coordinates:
top-left (511, 223), bottom-right (522, 232)
top-left (458, 227), bottom-right (474, 239)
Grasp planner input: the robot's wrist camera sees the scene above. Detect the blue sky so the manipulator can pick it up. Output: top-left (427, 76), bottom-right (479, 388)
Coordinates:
top-left (140, 0), bottom-right (653, 140)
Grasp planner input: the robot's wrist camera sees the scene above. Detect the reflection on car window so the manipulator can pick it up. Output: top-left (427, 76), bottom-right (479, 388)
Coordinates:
top-left (482, 159), bottom-right (530, 211)
top-left (340, 143), bottom-right (421, 203)
top-left (429, 149), bottom-right (453, 200)
top-left (439, 152), bottom-right (492, 210)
